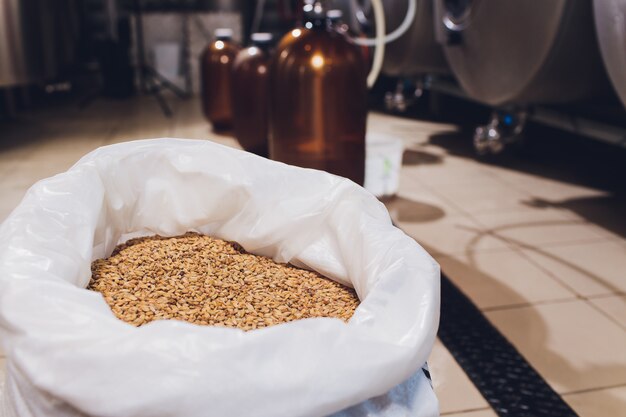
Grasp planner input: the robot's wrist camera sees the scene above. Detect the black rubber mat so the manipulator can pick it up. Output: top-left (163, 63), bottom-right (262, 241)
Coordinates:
top-left (438, 274), bottom-right (578, 417)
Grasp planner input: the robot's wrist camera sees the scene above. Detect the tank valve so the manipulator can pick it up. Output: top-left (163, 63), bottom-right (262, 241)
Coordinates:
top-left (474, 109), bottom-right (527, 155)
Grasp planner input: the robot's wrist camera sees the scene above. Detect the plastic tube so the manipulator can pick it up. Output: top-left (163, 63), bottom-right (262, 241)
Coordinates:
top-left (353, 0), bottom-right (417, 46)
top-left (251, 0), bottom-right (267, 36)
top-left (366, 0), bottom-right (385, 87)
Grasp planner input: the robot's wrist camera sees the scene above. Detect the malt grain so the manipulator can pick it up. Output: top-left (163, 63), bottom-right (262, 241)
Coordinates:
top-left (89, 233), bottom-right (360, 330)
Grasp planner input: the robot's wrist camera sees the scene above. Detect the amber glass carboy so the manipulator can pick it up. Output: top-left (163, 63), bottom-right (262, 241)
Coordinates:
top-left (200, 28), bottom-right (240, 130)
top-left (232, 33), bottom-right (273, 156)
top-left (269, 3), bottom-right (367, 185)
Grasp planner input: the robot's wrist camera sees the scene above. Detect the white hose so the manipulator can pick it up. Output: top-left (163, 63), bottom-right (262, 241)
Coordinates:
top-left (366, 0), bottom-right (385, 87)
top-left (251, 0), bottom-right (266, 35)
top-left (354, 0), bottom-right (417, 46)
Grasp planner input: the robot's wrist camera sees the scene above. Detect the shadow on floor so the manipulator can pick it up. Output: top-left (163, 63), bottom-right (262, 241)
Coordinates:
top-left (402, 149), bottom-right (443, 166)
top-left (526, 195), bottom-right (626, 241)
top-left (461, 218), bottom-right (625, 296)
top-left (421, 240), bottom-right (626, 415)
top-left (428, 125), bottom-right (626, 193)
top-left (385, 197), bottom-right (445, 224)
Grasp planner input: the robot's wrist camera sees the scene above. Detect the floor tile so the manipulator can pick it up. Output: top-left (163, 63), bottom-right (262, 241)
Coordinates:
top-left (392, 177), bottom-right (462, 217)
top-left (589, 294), bottom-right (626, 330)
top-left (429, 339), bottom-right (489, 414)
top-left (471, 207), bottom-right (609, 249)
top-left (154, 98), bottom-right (241, 147)
top-left (106, 120), bottom-right (173, 144)
top-left (406, 158), bottom-right (499, 188)
top-left (485, 300), bottom-right (626, 394)
top-left (34, 132), bottom-right (107, 155)
top-left (493, 169), bottom-right (609, 202)
top-left (0, 161), bottom-right (13, 179)
top-left (0, 134), bottom-right (40, 173)
top-left (397, 214), bottom-right (510, 257)
top-left (563, 385), bottom-right (626, 417)
top-left (438, 250), bottom-right (576, 310)
top-left (386, 196), bottom-right (452, 225)
top-left (431, 182), bottom-right (532, 214)
top-left (171, 120), bottom-right (214, 141)
top-left (0, 185), bottom-right (28, 223)
top-left (0, 357), bottom-right (5, 381)
top-left (520, 241), bottom-right (626, 297)
top-left (0, 156), bottom-right (81, 189)
top-left (528, 193), bottom-right (626, 244)
top-left (443, 408), bottom-right (498, 417)
top-left (0, 357), bottom-right (5, 411)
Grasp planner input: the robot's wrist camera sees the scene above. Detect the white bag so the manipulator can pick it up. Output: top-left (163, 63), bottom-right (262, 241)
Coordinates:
top-left (0, 139), bottom-right (440, 417)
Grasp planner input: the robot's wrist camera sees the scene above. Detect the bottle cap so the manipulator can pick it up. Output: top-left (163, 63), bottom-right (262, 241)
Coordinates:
top-left (303, 1), bottom-right (325, 19)
top-left (327, 9), bottom-right (343, 21)
top-left (215, 28), bottom-right (234, 40)
top-left (251, 32), bottom-right (273, 44)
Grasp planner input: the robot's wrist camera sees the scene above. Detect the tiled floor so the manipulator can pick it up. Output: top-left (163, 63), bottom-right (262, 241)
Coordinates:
top-left (1, 96), bottom-right (625, 416)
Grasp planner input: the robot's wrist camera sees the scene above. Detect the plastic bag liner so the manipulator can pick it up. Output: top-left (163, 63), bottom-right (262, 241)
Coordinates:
top-left (0, 139), bottom-right (440, 417)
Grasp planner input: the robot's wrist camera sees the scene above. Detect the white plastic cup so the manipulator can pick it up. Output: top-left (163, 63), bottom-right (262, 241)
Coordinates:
top-left (364, 133), bottom-right (405, 198)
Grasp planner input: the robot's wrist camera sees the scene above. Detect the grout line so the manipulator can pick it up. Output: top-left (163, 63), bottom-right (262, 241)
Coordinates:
top-left (480, 296), bottom-right (582, 313)
top-left (440, 406), bottom-right (494, 415)
top-left (462, 215), bottom-right (616, 252)
top-left (487, 242), bottom-right (626, 330)
top-left (513, 241), bottom-right (624, 298)
top-left (583, 299), bottom-right (626, 332)
top-left (488, 168), bottom-right (565, 203)
top-left (505, 235), bottom-right (619, 251)
top-left (584, 292), bottom-right (626, 300)
top-left (426, 245), bottom-right (518, 260)
top-left (409, 174), bottom-right (626, 253)
top-left (560, 382), bottom-right (626, 397)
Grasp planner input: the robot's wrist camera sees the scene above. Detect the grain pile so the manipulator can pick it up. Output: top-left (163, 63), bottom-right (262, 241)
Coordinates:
top-left (89, 233), bottom-right (360, 330)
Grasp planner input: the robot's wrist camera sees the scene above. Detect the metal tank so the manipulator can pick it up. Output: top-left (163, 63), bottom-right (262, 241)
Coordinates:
top-left (0, 0), bottom-right (79, 88)
top-left (594, 0), bottom-right (626, 109)
top-left (436, 0), bottom-right (608, 106)
top-left (381, 0), bottom-right (449, 77)
top-left (0, 0), bottom-right (43, 87)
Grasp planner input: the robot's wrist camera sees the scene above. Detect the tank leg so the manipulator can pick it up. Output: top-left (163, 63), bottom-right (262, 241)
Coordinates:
top-left (473, 108), bottom-right (527, 155)
top-left (385, 79), bottom-right (408, 112)
top-left (384, 78), bottom-right (425, 113)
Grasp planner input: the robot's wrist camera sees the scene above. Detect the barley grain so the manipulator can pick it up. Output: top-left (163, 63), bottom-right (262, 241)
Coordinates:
top-left (88, 233), bottom-right (360, 330)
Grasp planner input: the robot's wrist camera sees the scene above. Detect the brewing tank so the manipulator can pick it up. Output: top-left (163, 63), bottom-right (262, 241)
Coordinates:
top-left (0, 0), bottom-right (40, 87)
top-left (594, 0), bottom-right (626, 109)
top-left (437, 0), bottom-right (608, 106)
top-left (382, 0), bottom-right (449, 77)
top-left (0, 0), bottom-right (79, 88)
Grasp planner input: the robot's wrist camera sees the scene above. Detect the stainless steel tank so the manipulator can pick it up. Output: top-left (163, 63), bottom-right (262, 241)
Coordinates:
top-left (594, 0), bottom-right (626, 109)
top-left (0, 0), bottom-right (79, 88)
top-left (436, 0), bottom-right (608, 106)
top-left (0, 0), bottom-right (42, 87)
top-left (382, 0), bottom-right (449, 77)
